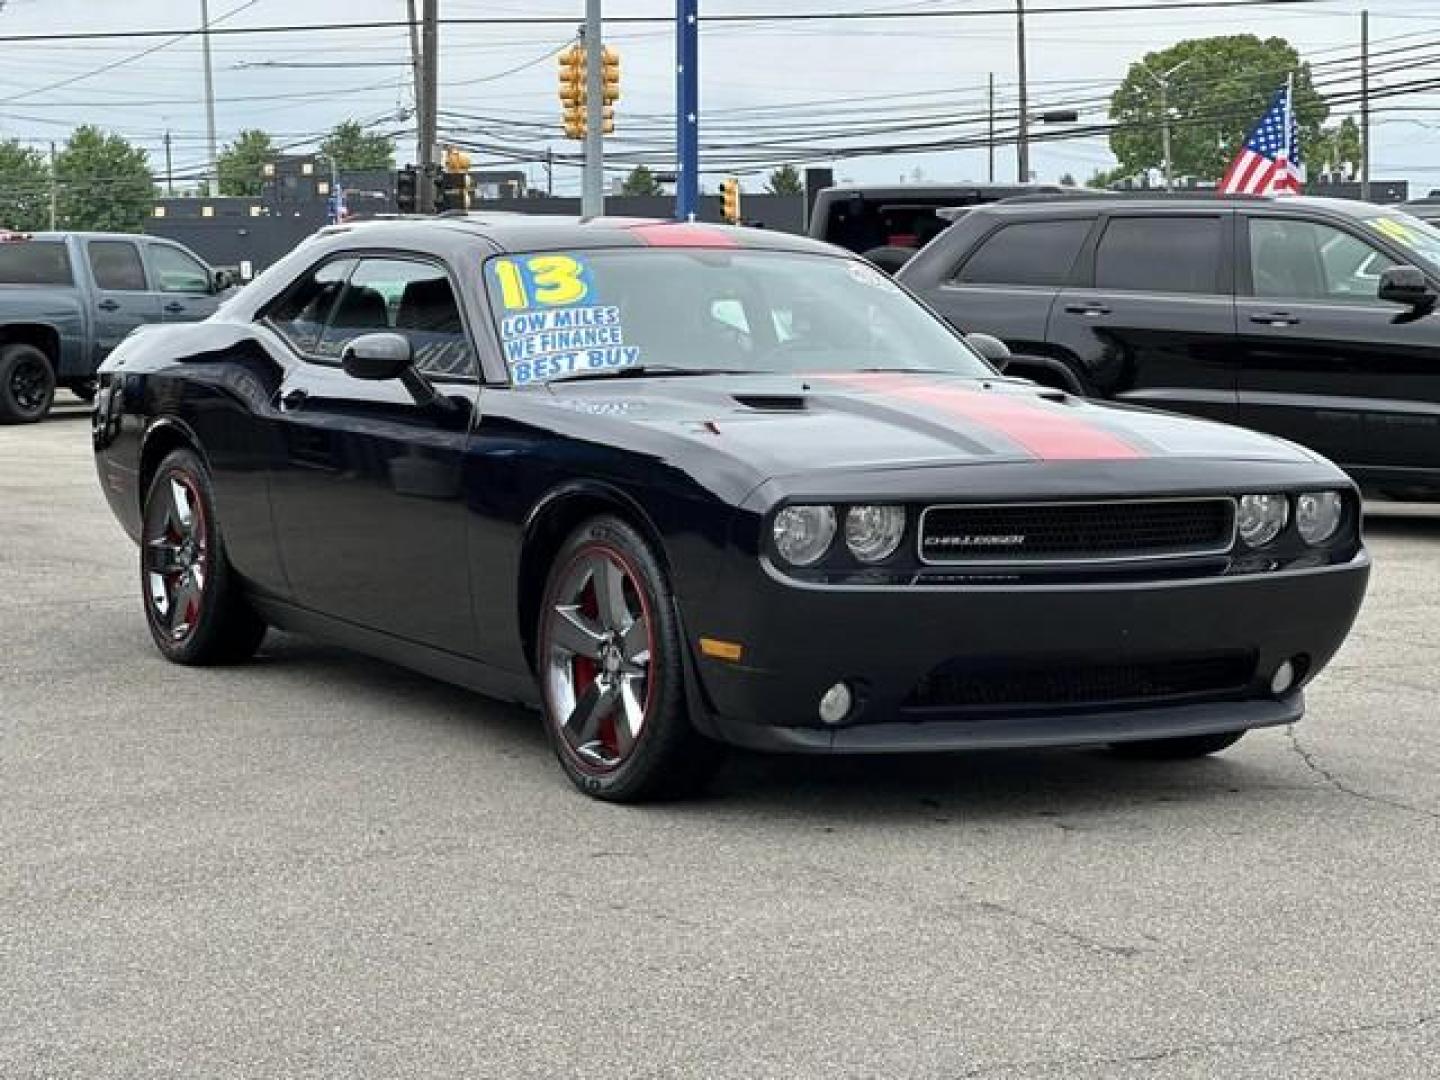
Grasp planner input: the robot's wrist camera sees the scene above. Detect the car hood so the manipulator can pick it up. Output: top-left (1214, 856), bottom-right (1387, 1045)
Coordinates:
top-left (540, 372), bottom-right (1316, 477)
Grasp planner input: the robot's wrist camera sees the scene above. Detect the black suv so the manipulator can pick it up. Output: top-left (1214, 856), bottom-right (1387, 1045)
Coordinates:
top-left (897, 195), bottom-right (1440, 498)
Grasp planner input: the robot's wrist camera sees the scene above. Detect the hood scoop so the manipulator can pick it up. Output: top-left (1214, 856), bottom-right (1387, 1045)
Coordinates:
top-left (732, 393), bottom-right (808, 412)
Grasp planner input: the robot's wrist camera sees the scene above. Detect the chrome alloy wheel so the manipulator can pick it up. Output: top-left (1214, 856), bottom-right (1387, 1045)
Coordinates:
top-left (143, 473), bottom-right (210, 643)
top-left (542, 545), bottom-right (655, 773)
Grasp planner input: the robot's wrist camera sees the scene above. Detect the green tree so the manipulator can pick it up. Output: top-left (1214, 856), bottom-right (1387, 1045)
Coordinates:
top-left (765, 164), bottom-right (803, 195)
top-left (319, 120), bottom-right (395, 171)
top-left (0, 140), bottom-right (51, 231)
top-left (216, 129), bottom-right (274, 196)
top-left (1108, 35), bottom-right (1328, 182)
top-left (1309, 116), bottom-right (1361, 176)
top-left (1086, 166), bottom-right (1128, 189)
top-left (620, 164), bottom-right (662, 196)
top-left (54, 126), bottom-right (153, 233)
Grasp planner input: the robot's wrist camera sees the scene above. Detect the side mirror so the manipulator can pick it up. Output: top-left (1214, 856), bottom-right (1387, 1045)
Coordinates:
top-left (210, 269), bottom-right (231, 294)
top-left (342, 332), bottom-right (414, 382)
top-left (1378, 265), bottom-right (1435, 310)
top-left (966, 332), bottom-right (1012, 372)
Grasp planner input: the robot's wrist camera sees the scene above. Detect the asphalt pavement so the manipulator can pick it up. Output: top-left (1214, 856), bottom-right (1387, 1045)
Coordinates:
top-left (2, 398), bottom-right (1437, 1078)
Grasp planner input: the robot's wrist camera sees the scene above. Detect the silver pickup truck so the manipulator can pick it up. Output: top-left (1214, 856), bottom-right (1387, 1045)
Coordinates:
top-left (0, 231), bottom-right (230, 423)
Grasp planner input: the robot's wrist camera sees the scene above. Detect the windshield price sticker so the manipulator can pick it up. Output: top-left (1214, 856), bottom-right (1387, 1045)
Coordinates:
top-left (1371, 217), bottom-right (1418, 246)
top-left (489, 254), bottom-right (641, 385)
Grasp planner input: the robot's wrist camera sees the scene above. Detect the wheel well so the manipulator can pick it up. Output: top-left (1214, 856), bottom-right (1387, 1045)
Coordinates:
top-left (0, 324), bottom-right (60, 368)
top-left (138, 424), bottom-right (199, 512)
top-left (516, 489), bottom-right (667, 674)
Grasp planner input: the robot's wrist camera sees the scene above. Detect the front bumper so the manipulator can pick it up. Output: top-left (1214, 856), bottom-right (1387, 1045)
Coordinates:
top-left (684, 553), bottom-right (1370, 754)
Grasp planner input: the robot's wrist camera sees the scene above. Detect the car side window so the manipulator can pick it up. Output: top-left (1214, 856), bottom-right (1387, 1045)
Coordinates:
top-left (1248, 218), bottom-right (1396, 301)
top-left (1094, 216), bottom-right (1222, 295)
top-left (954, 219), bottom-right (1092, 287)
top-left (266, 259), bottom-right (355, 354)
top-left (87, 241), bottom-right (148, 292)
top-left (150, 245), bottom-right (211, 294)
top-left (318, 257), bottom-right (477, 378)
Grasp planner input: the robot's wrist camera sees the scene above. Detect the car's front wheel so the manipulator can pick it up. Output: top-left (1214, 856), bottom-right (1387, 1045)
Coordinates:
top-left (141, 448), bottom-right (267, 665)
top-left (537, 515), bottom-right (717, 802)
top-left (1107, 730), bottom-right (1245, 760)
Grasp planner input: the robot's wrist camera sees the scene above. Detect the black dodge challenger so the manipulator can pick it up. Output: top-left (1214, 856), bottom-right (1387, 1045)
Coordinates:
top-left (93, 215), bottom-right (1370, 801)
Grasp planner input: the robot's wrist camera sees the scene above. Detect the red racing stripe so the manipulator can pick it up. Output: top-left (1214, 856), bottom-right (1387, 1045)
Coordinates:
top-left (829, 374), bottom-right (1144, 461)
top-left (628, 222), bottom-right (739, 248)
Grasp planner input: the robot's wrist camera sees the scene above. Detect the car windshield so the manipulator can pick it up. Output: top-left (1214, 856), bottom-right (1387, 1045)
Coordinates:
top-left (1360, 210), bottom-right (1440, 269)
top-left (483, 248), bottom-right (992, 386)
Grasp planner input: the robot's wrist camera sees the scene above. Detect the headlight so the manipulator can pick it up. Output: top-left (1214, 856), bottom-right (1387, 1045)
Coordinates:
top-left (772, 505), bottom-right (837, 566)
top-left (844, 505), bottom-right (906, 563)
top-left (1296, 491), bottom-right (1344, 545)
top-left (1236, 493), bottom-right (1289, 548)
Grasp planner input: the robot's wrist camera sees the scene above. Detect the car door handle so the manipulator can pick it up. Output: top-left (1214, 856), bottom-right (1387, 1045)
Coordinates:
top-left (97, 299), bottom-right (120, 312)
top-left (281, 389), bottom-right (309, 410)
top-left (164, 302), bottom-right (185, 314)
top-left (1064, 303), bottom-right (1111, 316)
top-left (1250, 312), bottom-right (1300, 327)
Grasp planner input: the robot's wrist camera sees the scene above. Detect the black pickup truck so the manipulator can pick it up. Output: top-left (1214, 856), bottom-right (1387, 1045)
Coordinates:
top-left (0, 231), bottom-right (229, 422)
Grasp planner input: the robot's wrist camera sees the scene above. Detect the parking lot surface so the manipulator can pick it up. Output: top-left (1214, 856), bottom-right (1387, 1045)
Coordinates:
top-left (2, 401), bottom-right (1438, 1078)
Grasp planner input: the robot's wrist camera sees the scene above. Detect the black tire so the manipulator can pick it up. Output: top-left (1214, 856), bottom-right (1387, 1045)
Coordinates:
top-left (536, 514), bottom-right (718, 802)
top-left (1108, 730), bottom-right (1246, 760)
top-left (140, 448), bottom-right (267, 665)
top-left (0, 344), bottom-right (56, 424)
top-left (859, 245), bottom-right (917, 275)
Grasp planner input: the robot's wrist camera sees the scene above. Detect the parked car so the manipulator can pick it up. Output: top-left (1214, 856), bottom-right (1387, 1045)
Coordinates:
top-left (1400, 197), bottom-right (1440, 226)
top-left (898, 194), bottom-right (1440, 499)
top-left (93, 215), bottom-right (1368, 801)
top-left (0, 230), bottom-right (230, 423)
top-left (807, 183), bottom-right (1081, 273)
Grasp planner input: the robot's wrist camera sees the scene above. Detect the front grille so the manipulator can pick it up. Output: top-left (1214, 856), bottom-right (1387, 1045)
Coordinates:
top-left (919, 499), bottom-right (1235, 564)
top-left (904, 652), bottom-right (1256, 712)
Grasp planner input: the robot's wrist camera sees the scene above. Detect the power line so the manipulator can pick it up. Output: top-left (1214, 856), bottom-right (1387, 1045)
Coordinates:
top-left (0, 1), bottom-right (1332, 44)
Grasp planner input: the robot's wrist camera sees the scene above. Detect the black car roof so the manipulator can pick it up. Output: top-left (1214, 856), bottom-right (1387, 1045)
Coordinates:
top-left (971, 193), bottom-right (1391, 218)
top-left (317, 214), bottom-right (836, 256)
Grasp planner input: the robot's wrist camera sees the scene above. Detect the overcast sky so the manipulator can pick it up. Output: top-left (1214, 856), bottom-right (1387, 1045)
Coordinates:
top-left (0, 0), bottom-right (1436, 195)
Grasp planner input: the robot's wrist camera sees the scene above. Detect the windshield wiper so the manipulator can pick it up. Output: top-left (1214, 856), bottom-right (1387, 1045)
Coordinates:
top-left (853, 367), bottom-right (967, 374)
top-left (549, 365), bottom-right (750, 384)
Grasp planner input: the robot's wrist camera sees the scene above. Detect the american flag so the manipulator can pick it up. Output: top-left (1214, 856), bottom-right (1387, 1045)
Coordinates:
top-left (1219, 82), bottom-right (1304, 196)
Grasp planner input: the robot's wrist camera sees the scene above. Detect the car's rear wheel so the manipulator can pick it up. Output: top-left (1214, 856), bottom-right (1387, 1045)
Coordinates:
top-left (1107, 730), bottom-right (1245, 760)
top-left (0, 344), bottom-right (56, 424)
top-left (537, 515), bottom-right (716, 802)
top-left (141, 448), bottom-right (266, 665)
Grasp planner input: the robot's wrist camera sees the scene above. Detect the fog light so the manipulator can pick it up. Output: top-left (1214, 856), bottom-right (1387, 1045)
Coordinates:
top-left (818, 681), bottom-right (853, 725)
top-left (1271, 660), bottom-right (1296, 695)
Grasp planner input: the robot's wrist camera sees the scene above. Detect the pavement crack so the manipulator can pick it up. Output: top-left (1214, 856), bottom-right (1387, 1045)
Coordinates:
top-left (956, 1011), bottom-right (1440, 1077)
top-left (1286, 725), bottom-right (1440, 823)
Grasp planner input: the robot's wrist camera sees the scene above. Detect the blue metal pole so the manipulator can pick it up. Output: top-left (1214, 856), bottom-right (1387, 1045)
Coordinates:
top-left (676, 0), bottom-right (699, 220)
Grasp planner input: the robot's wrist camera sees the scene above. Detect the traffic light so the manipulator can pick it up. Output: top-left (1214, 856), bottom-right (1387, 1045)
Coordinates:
top-left (559, 44), bottom-right (586, 139)
top-left (602, 46), bottom-right (620, 104)
top-left (440, 148), bottom-right (473, 212)
top-left (558, 42), bottom-right (619, 140)
top-left (721, 177), bottom-right (742, 224)
top-left (396, 165), bottom-right (417, 213)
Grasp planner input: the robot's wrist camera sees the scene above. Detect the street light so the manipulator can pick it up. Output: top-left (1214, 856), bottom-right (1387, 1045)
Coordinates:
top-left (1141, 58), bottom-right (1192, 192)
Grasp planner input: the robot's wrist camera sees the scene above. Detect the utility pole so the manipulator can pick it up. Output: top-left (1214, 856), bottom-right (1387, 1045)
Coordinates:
top-left (581, 0), bottom-right (604, 217)
top-left (164, 130), bottom-right (175, 196)
top-left (48, 142), bottom-right (57, 230)
top-left (545, 146), bottom-right (554, 197)
top-left (1142, 58), bottom-right (1190, 191)
top-left (1015, 0), bottom-right (1029, 183)
top-left (1360, 9), bottom-right (1371, 201)
top-left (675, 0), bottom-right (699, 221)
top-left (987, 72), bottom-right (995, 183)
top-left (417, 0), bottom-right (439, 213)
top-left (407, 0), bottom-right (424, 168)
top-left (200, 0), bottom-right (218, 193)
